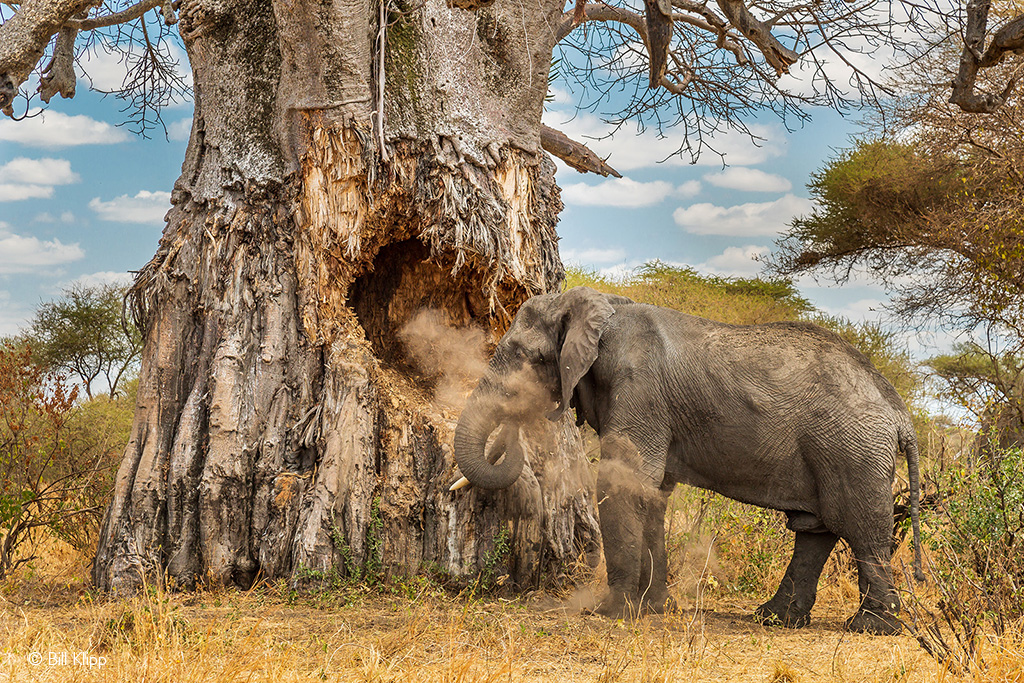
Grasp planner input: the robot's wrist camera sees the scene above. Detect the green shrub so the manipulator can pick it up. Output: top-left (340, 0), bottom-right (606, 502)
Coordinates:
top-left (934, 444), bottom-right (1024, 621)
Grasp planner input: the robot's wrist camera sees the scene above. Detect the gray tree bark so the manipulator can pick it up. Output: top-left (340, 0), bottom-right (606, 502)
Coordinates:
top-left (92, 0), bottom-right (601, 593)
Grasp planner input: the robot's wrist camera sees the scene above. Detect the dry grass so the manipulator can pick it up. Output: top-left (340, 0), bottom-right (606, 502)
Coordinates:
top-left (0, 581), bottom-right (941, 683)
top-left (563, 264), bottom-right (810, 326)
top-left (4, 538), bottom-right (1016, 683)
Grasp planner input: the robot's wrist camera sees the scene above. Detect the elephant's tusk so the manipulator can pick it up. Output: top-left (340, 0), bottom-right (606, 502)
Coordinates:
top-left (449, 476), bottom-right (471, 492)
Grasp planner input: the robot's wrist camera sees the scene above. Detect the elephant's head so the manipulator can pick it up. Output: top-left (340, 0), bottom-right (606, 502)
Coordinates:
top-left (453, 286), bottom-right (628, 490)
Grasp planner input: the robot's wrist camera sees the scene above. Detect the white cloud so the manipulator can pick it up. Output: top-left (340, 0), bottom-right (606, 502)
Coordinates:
top-left (676, 180), bottom-right (702, 197)
top-left (64, 271), bottom-right (134, 289)
top-left (77, 46), bottom-right (132, 92)
top-left (818, 297), bottom-right (886, 323)
top-left (542, 110), bottom-right (787, 172)
top-left (0, 224), bottom-right (84, 273)
top-left (562, 247), bottom-right (627, 264)
top-left (60, 211), bottom-right (75, 223)
top-left (0, 184), bottom-right (53, 201)
top-left (777, 31), bottom-right (895, 100)
top-left (0, 109), bottom-right (129, 148)
top-left (0, 290), bottom-right (31, 337)
top-left (673, 194), bottom-right (814, 237)
top-left (89, 190), bottom-right (171, 224)
top-left (598, 262), bottom-right (640, 282)
top-left (167, 117), bottom-right (192, 142)
top-left (703, 167), bottom-right (792, 193)
top-left (701, 245), bottom-right (771, 276)
top-left (0, 158), bottom-right (80, 202)
top-left (0, 157), bottom-right (79, 186)
top-left (561, 177), bottom-right (676, 208)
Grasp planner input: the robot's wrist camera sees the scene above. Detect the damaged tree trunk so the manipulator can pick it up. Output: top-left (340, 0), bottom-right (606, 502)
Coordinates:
top-left (93, 0), bottom-right (601, 593)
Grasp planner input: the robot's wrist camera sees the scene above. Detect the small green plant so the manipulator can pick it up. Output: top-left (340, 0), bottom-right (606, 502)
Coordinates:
top-left (364, 496), bottom-right (385, 585)
top-left (330, 523), bottom-right (361, 580)
top-left (479, 525), bottom-right (511, 591)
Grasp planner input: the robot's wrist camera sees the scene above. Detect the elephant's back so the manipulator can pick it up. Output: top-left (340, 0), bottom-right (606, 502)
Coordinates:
top-left (615, 306), bottom-right (909, 422)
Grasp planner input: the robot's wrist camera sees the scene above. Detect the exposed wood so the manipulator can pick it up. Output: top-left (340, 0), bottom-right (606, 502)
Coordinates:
top-left (540, 124), bottom-right (622, 178)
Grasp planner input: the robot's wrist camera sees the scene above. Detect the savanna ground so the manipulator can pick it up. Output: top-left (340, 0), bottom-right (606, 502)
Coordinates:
top-left (0, 511), bottom-right (947, 683)
top-left (2, 267), bottom-right (1023, 682)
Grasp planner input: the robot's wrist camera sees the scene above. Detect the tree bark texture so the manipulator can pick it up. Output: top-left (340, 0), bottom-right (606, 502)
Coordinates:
top-left (93, 0), bottom-right (601, 593)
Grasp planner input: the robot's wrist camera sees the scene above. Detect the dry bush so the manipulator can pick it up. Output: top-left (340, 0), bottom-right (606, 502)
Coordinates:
top-left (902, 438), bottom-right (1024, 676)
top-left (0, 341), bottom-right (135, 581)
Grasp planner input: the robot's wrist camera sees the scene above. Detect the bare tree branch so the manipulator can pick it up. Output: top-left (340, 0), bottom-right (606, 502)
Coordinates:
top-left (643, 0), bottom-right (673, 87)
top-left (0, 0), bottom-right (98, 114)
top-left (39, 16), bottom-right (78, 102)
top-left (714, 0), bottom-right (797, 74)
top-left (65, 0), bottom-right (160, 31)
top-left (540, 123), bottom-right (622, 177)
top-left (950, 0), bottom-right (1024, 113)
top-left (555, 3), bottom-right (715, 94)
top-left (555, 4), bottom-right (646, 43)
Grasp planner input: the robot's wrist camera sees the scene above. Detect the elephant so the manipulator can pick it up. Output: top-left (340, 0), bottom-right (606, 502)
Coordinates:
top-left (452, 286), bottom-right (923, 634)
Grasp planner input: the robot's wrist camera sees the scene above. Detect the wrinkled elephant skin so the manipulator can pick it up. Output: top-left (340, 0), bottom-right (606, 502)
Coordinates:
top-left (453, 286), bottom-right (923, 634)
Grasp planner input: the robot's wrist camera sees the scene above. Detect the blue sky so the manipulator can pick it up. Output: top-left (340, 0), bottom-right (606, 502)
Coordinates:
top-left (0, 41), bottom-right (956, 364)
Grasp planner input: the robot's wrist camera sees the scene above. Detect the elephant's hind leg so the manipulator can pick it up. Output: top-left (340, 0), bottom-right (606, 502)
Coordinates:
top-left (845, 544), bottom-right (902, 635)
top-left (755, 530), bottom-right (838, 628)
top-left (824, 476), bottom-right (903, 634)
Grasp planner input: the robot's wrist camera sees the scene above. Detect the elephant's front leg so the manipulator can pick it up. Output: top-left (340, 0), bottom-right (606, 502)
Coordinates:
top-left (595, 432), bottom-right (667, 618)
top-left (638, 486), bottom-right (673, 613)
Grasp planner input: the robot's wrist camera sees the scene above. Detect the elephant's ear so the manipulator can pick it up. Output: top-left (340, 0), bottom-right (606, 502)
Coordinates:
top-left (546, 287), bottom-right (617, 422)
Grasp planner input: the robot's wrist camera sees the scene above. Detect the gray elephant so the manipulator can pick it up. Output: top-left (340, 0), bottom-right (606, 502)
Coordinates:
top-left (452, 286), bottom-right (923, 634)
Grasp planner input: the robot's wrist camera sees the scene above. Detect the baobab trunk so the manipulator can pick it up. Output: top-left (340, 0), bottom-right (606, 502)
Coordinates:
top-left (92, 0), bottom-right (601, 592)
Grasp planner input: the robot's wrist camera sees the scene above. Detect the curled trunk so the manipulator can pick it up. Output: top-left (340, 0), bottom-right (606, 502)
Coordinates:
top-left (453, 389), bottom-right (525, 490)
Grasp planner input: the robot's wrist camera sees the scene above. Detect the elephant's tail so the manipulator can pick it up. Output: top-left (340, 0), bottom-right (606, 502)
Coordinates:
top-left (899, 424), bottom-right (926, 582)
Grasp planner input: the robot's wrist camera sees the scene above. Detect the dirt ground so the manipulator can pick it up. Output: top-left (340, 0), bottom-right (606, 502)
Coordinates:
top-left (0, 585), bottom-right (967, 683)
top-left (3, 537), bottom-right (1020, 682)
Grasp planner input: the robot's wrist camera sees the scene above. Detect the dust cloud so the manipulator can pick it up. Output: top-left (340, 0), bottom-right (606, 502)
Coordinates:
top-left (399, 309), bottom-right (488, 409)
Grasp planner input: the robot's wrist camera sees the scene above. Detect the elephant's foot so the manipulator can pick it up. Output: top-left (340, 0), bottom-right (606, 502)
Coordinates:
top-left (594, 590), bottom-right (676, 619)
top-left (594, 591), bottom-right (637, 619)
top-left (754, 597), bottom-right (812, 628)
top-left (639, 593), bottom-right (677, 615)
top-left (846, 608), bottom-right (902, 635)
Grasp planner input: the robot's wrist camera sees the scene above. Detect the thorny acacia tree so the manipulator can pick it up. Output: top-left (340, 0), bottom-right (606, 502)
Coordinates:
top-left (0, 0), bottom-right (998, 592)
top-left (20, 284), bottom-right (142, 400)
top-left (770, 22), bottom-right (1024, 449)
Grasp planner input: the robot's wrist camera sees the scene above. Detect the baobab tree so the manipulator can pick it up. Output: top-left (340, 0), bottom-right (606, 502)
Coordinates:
top-left (2, 0), bottom-right (1015, 593)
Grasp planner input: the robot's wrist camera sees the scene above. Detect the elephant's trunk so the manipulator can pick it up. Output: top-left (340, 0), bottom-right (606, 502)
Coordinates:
top-left (454, 385), bottom-right (524, 490)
